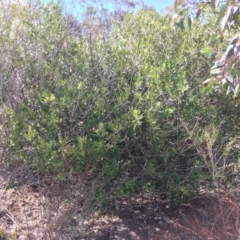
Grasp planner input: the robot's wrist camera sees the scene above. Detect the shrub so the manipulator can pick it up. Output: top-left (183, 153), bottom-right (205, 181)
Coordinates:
top-left (4, 3), bottom-right (240, 205)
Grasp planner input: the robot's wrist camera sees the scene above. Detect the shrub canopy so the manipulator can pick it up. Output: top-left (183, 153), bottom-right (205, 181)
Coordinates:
top-left (3, 2), bottom-right (240, 205)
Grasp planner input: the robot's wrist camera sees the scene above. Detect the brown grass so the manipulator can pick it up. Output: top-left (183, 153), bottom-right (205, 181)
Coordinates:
top-left (0, 159), bottom-right (240, 240)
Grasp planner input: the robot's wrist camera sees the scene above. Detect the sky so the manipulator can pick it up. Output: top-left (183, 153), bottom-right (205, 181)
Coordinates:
top-left (38, 0), bottom-right (175, 20)
top-left (59, 0), bottom-right (175, 20)
top-left (144, 0), bottom-right (174, 11)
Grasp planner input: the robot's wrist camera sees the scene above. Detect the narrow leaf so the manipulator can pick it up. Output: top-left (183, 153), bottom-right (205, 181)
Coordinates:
top-left (220, 6), bottom-right (234, 30)
top-left (234, 83), bottom-right (239, 98)
top-left (226, 73), bottom-right (234, 82)
top-left (215, 4), bottom-right (228, 27)
top-left (202, 78), bottom-right (213, 84)
top-left (222, 78), bottom-right (227, 86)
top-left (196, 8), bottom-right (201, 19)
top-left (178, 17), bottom-right (185, 30)
top-left (224, 44), bottom-right (234, 58)
top-left (210, 68), bottom-right (222, 75)
top-left (232, 6), bottom-right (240, 15)
top-left (187, 16), bottom-right (192, 28)
top-left (226, 85), bottom-right (232, 95)
top-left (229, 34), bottom-right (239, 44)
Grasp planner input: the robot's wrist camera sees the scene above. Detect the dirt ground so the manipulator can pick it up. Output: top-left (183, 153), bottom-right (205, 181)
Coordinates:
top-left (0, 162), bottom-right (240, 240)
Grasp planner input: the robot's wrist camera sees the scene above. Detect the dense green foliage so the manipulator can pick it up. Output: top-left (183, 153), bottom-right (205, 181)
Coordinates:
top-left (2, 2), bottom-right (240, 205)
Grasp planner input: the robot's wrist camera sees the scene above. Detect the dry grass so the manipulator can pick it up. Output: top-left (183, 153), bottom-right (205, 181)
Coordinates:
top-left (0, 158), bottom-right (240, 240)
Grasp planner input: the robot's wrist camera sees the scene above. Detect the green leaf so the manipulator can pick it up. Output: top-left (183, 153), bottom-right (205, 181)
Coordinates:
top-left (196, 9), bottom-right (201, 20)
top-left (187, 16), bottom-right (192, 28)
top-left (201, 47), bottom-right (213, 55)
top-left (178, 17), bottom-right (185, 30)
top-left (234, 83), bottom-right (239, 98)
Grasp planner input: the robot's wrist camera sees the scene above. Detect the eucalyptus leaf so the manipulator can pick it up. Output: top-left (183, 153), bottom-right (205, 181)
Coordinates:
top-left (223, 44), bottom-right (234, 58)
top-left (220, 6), bottom-right (233, 30)
top-left (222, 78), bottom-right (227, 86)
top-left (225, 73), bottom-right (234, 83)
top-left (215, 3), bottom-right (228, 27)
top-left (232, 6), bottom-right (240, 15)
top-left (229, 34), bottom-right (239, 44)
top-left (234, 83), bottom-right (239, 97)
top-left (178, 17), bottom-right (185, 30)
top-left (226, 85), bottom-right (232, 95)
top-left (210, 67), bottom-right (222, 75)
top-left (216, 59), bottom-right (226, 67)
top-left (196, 8), bottom-right (201, 19)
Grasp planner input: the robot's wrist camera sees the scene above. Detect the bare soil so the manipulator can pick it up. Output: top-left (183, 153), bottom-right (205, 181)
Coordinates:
top-left (0, 162), bottom-right (240, 240)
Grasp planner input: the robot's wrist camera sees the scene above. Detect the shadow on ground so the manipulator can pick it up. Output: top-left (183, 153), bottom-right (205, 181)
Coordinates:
top-left (83, 193), bottom-right (240, 240)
